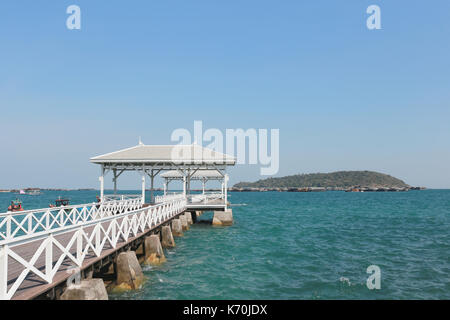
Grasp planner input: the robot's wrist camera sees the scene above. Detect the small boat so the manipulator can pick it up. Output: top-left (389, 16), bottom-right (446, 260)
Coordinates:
top-left (49, 197), bottom-right (70, 208)
top-left (17, 189), bottom-right (42, 195)
top-left (346, 188), bottom-right (363, 192)
top-left (26, 189), bottom-right (42, 195)
top-left (8, 199), bottom-right (24, 212)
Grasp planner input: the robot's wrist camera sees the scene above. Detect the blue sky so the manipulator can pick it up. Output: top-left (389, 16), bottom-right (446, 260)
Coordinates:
top-left (1, 0), bottom-right (450, 189)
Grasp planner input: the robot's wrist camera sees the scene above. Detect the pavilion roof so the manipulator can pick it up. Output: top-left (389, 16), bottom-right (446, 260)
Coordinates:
top-left (90, 144), bottom-right (236, 166)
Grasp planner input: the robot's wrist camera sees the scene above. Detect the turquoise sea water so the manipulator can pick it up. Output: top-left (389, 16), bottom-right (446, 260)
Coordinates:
top-left (1, 190), bottom-right (449, 299)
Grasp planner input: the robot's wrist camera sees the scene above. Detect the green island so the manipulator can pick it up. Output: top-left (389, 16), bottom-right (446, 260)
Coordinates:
top-left (232, 171), bottom-right (425, 192)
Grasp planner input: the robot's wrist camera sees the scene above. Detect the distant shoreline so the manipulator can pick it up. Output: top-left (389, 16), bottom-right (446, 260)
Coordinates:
top-left (0, 188), bottom-right (96, 193)
top-left (0, 187), bottom-right (430, 194)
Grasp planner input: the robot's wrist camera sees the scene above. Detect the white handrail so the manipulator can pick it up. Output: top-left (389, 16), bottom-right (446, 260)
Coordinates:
top-left (103, 194), bottom-right (141, 201)
top-left (154, 193), bottom-right (185, 203)
top-left (188, 193), bottom-right (223, 203)
top-left (0, 197), bottom-right (143, 242)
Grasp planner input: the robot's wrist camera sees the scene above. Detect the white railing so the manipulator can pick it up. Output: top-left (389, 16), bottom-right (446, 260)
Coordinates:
top-left (103, 194), bottom-right (142, 202)
top-left (154, 193), bottom-right (186, 204)
top-left (0, 197), bottom-right (143, 242)
top-left (188, 192), bottom-right (223, 204)
top-left (0, 196), bottom-right (186, 300)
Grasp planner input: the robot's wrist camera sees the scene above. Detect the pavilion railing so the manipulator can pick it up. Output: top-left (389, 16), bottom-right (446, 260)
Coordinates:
top-left (154, 193), bottom-right (186, 204)
top-left (188, 192), bottom-right (224, 204)
top-left (0, 196), bottom-right (186, 300)
top-left (103, 194), bottom-right (142, 202)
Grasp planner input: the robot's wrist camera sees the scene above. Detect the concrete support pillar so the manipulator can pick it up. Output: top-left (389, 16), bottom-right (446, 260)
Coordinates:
top-left (115, 251), bottom-right (145, 291)
top-left (185, 212), bottom-right (193, 225)
top-left (144, 235), bottom-right (166, 265)
top-left (180, 214), bottom-right (189, 231)
top-left (161, 225), bottom-right (175, 248)
top-left (60, 279), bottom-right (108, 300)
top-left (171, 219), bottom-right (183, 237)
top-left (213, 209), bottom-right (233, 226)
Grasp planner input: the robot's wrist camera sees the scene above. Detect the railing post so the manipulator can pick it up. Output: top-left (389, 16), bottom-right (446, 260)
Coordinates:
top-left (95, 226), bottom-right (101, 255)
top-left (124, 217), bottom-right (129, 240)
top-left (28, 214), bottom-right (33, 234)
top-left (46, 210), bottom-right (50, 231)
top-left (76, 230), bottom-right (83, 263)
top-left (60, 209), bottom-right (64, 226)
top-left (0, 245), bottom-right (8, 300)
top-left (6, 216), bottom-right (11, 241)
top-left (45, 235), bottom-right (53, 282)
top-left (111, 220), bottom-right (117, 247)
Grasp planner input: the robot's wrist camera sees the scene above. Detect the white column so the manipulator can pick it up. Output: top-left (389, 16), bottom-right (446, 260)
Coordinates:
top-left (163, 180), bottom-right (167, 196)
top-left (183, 175), bottom-right (186, 197)
top-left (113, 169), bottom-right (117, 195)
top-left (150, 171), bottom-right (154, 204)
top-left (99, 166), bottom-right (104, 202)
top-left (224, 174), bottom-right (229, 209)
top-left (202, 179), bottom-right (205, 195)
top-left (187, 176), bottom-right (191, 195)
top-left (141, 172), bottom-right (146, 204)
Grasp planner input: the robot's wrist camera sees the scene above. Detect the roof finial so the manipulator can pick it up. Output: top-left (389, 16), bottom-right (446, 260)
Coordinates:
top-left (138, 136), bottom-right (143, 146)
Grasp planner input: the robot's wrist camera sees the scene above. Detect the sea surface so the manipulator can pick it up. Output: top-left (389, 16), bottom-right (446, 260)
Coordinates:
top-left (1, 189), bottom-right (449, 299)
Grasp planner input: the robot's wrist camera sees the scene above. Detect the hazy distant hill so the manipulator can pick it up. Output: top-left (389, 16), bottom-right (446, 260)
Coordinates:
top-left (233, 171), bottom-right (410, 189)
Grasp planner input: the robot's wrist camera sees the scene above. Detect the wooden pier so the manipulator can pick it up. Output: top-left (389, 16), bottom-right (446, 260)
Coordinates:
top-left (0, 143), bottom-right (236, 300)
